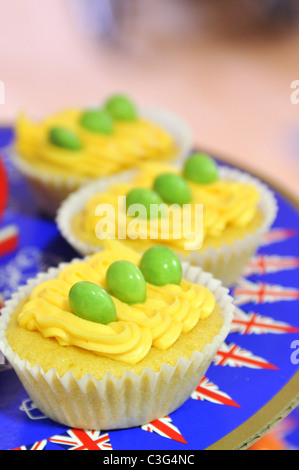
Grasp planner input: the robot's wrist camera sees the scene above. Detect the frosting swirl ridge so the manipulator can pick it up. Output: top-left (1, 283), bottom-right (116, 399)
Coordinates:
top-left (17, 242), bottom-right (215, 364)
top-left (16, 111), bottom-right (177, 179)
top-left (80, 164), bottom-right (260, 251)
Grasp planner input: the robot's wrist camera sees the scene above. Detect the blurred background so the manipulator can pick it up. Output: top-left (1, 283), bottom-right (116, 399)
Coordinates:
top-left (0, 0), bottom-right (299, 196)
top-left (0, 0), bottom-right (298, 450)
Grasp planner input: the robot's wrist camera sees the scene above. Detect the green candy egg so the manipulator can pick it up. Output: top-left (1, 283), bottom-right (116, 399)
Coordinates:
top-left (183, 153), bottom-right (219, 184)
top-left (106, 261), bottom-right (147, 304)
top-left (126, 188), bottom-right (164, 219)
top-left (80, 109), bottom-right (114, 134)
top-left (153, 173), bottom-right (192, 205)
top-left (140, 246), bottom-right (182, 286)
top-left (49, 127), bottom-right (82, 151)
top-left (69, 281), bottom-right (117, 324)
top-left (105, 94), bottom-right (137, 121)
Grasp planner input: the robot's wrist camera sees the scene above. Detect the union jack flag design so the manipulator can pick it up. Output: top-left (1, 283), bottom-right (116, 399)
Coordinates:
top-left (13, 440), bottom-right (47, 451)
top-left (233, 278), bottom-right (299, 306)
top-left (141, 416), bottom-right (187, 444)
top-left (231, 308), bottom-right (299, 335)
top-left (213, 342), bottom-right (278, 370)
top-left (243, 255), bottom-right (299, 276)
top-left (191, 377), bottom-right (240, 408)
top-left (262, 228), bottom-right (297, 246)
top-left (48, 429), bottom-right (112, 450)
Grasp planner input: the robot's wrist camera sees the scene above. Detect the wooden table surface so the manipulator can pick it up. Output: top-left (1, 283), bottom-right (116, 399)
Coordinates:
top-left (0, 0), bottom-right (298, 197)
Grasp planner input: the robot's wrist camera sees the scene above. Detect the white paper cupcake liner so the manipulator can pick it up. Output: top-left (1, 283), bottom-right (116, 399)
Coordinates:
top-left (12, 107), bottom-right (193, 217)
top-left (0, 259), bottom-right (234, 431)
top-left (57, 165), bottom-right (278, 287)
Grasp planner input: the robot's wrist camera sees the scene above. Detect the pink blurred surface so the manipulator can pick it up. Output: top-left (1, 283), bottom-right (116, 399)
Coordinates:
top-left (0, 0), bottom-right (298, 197)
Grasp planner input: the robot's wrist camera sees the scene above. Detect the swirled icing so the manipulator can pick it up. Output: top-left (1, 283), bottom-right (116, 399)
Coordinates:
top-left (80, 163), bottom-right (260, 251)
top-left (15, 111), bottom-right (177, 179)
top-left (18, 242), bottom-right (216, 365)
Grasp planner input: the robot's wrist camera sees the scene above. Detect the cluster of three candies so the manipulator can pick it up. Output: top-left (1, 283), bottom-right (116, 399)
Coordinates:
top-left (69, 245), bottom-right (183, 325)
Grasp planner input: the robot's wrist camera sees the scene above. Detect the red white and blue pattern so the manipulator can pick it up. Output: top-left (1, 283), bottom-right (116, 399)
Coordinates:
top-left (141, 416), bottom-right (187, 444)
top-left (1, 131), bottom-right (299, 450)
top-left (13, 440), bottom-right (47, 451)
top-left (0, 224), bottom-right (19, 258)
top-left (231, 308), bottom-right (299, 335)
top-left (262, 228), bottom-right (297, 246)
top-left (233, 278), bottom-right (299, 306)
top-left (48, 429), bottom-right (112, 451)
top-left (191, 377), bottom-right (240, 408)
top-left (243, 255), bottom-right (299, 276)
top-left (213, 342), bottom-right (278, 370)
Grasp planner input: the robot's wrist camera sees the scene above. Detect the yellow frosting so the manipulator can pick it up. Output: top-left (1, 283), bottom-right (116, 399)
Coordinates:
top-left (75, 163), bottom-right (261, 253)
top-left (15, 110), bottom-right (177, 179)
top-left (17, 241), bottom-right (215, 365)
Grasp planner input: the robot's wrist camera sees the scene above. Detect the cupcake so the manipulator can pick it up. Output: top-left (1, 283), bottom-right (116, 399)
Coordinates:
top-left (0, 241), bottom-right (233, 430)
top-left (13, 94), bottom-right (192, 216)
top-left (57, 153), bottom-right (277, 287)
